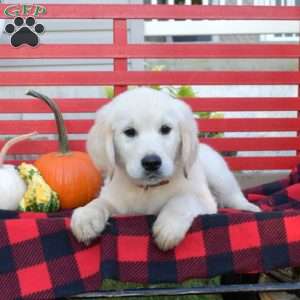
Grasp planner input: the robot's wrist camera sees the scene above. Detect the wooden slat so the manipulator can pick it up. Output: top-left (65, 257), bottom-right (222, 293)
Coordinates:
top-left (226, 156), bottom-right (300, 170)
top-left (1, 44), bottom-right (300, 59)
top-left (0, 99), bottom-right (103, 114)
top-left (0, 5), bottom-right (299, 20)
top-left (113, 19), bottom-right (128, 95)
top-left (0, 120), bottom-right (92, 134)
top-left (0, 140), bottom-right (85, 154)
top-left (0, 118), bottom-right (299, 134)
top-left (1, 137), bottom-right (300, 154)
top-left (185, 98), bottom-right (300, 112)
top-left (0, 98), bottom-right (299, 113)
top-left (0, 99), bottom-right (109, 113)
top-left (199, 118), bottom-right (300, 132)
top-left (0, 71), bottom-right (299, 86)
top-left (201, 137), bottom-right (300, 151)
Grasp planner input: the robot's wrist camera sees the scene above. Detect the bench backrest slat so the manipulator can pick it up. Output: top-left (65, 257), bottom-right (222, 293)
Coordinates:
top-left (2, 98), bottom-right (300, 113)
top-left (0, 44), bottom-right (299, 59)
top-left (1, 4), bottom-right (299, 20)
top-left (0, 71), bottom-right (299, 85)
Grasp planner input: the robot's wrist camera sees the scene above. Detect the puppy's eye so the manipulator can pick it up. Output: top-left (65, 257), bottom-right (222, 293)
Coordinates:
top-left (160, 125), bottom-right (172, 135)
top-left (123, 127), bottom-right (137, 138)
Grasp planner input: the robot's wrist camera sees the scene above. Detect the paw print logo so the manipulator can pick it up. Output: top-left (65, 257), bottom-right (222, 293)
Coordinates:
top-left (5, 17), bottom-right (44, 47)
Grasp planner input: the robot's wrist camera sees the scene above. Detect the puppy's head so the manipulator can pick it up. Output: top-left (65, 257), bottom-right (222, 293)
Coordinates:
top-left (87, 87), bottom-right (199, 186)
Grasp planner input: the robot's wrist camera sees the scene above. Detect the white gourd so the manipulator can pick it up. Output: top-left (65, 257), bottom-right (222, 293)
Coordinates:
top-left (0, 132), bottom-right (37, 210)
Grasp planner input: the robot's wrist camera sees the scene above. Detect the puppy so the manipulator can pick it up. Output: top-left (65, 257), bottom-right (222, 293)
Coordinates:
top-left (71, 87), bottom-right (260, 251)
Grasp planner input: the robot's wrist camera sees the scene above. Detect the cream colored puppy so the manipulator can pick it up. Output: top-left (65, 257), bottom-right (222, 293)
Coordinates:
top-left (71, 87), bottom-right (260, 251)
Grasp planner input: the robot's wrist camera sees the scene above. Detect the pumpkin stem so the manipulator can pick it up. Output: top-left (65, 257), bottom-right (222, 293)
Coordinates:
top-left (0, 132), bottom-right (38, 167)
top-left (26, 90), bottom-right (70, 154)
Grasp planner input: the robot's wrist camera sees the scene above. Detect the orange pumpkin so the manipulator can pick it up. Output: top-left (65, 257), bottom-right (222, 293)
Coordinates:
top-left (27, 90), bottom-right (102, 209)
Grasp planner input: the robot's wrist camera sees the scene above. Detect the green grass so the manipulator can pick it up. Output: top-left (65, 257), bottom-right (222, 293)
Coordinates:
top-left (72, 277), bottom-right (222, 300)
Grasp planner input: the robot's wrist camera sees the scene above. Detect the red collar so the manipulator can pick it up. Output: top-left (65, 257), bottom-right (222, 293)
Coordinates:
top-left (138, 180), bottom-right (170, 190)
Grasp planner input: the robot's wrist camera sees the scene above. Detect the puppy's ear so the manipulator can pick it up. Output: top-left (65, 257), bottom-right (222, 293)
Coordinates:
top-left (87, 113), bottom-right (115, 179)
top-left (178, 103), bottom-right (199, 177)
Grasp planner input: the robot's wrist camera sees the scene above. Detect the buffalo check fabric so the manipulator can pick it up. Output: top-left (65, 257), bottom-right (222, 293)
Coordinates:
top-left (2, 165), bottom-right (300, 299)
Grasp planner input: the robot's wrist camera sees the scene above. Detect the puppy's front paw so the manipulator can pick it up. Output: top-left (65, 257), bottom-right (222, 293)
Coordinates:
top-left (71, 206), bottom-right (107, 245)
top-left (152, 214), bottom-right (192, 251)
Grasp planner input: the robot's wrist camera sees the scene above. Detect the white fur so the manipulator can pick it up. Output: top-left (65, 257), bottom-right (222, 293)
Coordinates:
top-left (71, 87), bottom-right (260, 251)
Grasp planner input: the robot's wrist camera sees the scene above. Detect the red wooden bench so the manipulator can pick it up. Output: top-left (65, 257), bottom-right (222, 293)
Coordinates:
top-left (1, 3), bottom-right (300, 299)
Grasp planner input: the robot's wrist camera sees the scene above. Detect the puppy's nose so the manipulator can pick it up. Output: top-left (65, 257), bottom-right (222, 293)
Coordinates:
top-left (141, 155), bottom-right (162, 172)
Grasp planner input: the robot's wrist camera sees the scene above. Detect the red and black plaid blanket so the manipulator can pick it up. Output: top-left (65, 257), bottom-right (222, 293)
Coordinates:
top-left (2, 165), bottom-right (300, 299)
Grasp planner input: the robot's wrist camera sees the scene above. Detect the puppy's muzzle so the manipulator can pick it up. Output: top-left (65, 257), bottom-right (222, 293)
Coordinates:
top-left (141, 154), bottom-right (162, 172)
